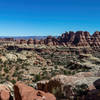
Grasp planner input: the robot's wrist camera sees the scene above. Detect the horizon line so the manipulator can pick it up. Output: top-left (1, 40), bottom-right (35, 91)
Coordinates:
top-left (0, 30), bottom-right (99, 37)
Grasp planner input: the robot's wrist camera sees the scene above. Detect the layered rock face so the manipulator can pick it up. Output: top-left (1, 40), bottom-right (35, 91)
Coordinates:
top-left (57, 31), bottom-right (99, 47)
top-left (73, 31), bottom-right (90, 46)
top-left (84, 31), bottom-right (91, 45)
top-left (16, 31), bottom-right (100, 48)
top-left (44, 36), bottom-right (58, 46)
top-left (91, 31), bottom-right (100, 49)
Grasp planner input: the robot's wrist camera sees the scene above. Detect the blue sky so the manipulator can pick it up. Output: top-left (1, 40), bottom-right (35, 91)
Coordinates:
top-left (0, 0), bottom-right (100, 36)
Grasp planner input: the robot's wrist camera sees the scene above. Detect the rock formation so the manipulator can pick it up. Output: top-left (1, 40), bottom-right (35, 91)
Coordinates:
top-left (0, 79), bottom-right (100, 100)
top-left (0, 31), bottom-right (100, 49)
top-left (20, 39), bottom-right (27, 44)
top-left (0, 83), bottom-right (13, 100)
top-left (73, 31), bottom-right (90, 46)
top-left (37, 74), bottom-right (100, 99)
top-left (0, 82), bottom-right (56, 100)
top-left (91, 31), bottom-right (100, 49)
top-left (25, 31), bottom-right (100, 48)
top-left (27, 38), bottom-right (33, 44)
top-left (14, 81), bottom-right (56, 100)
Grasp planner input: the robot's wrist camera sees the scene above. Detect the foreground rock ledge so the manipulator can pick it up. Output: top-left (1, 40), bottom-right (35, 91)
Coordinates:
top-left (0, 84), bottom-right (11, 100)
top-left (14, 81), bottom-right (56, 100)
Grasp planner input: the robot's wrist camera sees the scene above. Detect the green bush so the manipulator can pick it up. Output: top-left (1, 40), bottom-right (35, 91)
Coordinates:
top-left (34, 74), bottom-right (41, 82)
top-left (4, 67), bottom-right (9, 73)
top-left (73, 84), bottom-right (88, 96)
top-left (10, 79), bottom-right (16, 84)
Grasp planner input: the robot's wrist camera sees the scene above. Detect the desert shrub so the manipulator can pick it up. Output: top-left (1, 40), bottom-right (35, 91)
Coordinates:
top-left (18, 75), bottom-right (23, 81)
top-left (6, 75), bottom-right (9, 81)
top-left (63, 70), bottom-right (71, 75)
top-left (0, 59), bottom-right (2, 63)
top-left (73, 84), bottom-right (88, 96)
top-left (52, 87), bottom-right (60, 95)
top-left (10, 79), bottom-right (16, 84)
top-left (41, 67), bottom-right (47, 70)
top-left (15, 67), bottom-right (19, 71)
top-left (0, 66), bottom-right (2, 71)
top-left (4, 67), bottom-right (9, 73)
top-left (34, 74), bottom-right (41, 82)
top-left (17, 58), bottom-right (23, 63)
top-left (22, 63), bottom-right (30, 67)
top-left (13, 71), bottom-right (19, 77)
top-left (92, 61), bottom-right (100, 65)
top-left (54, 66), bottom-right (58, 69)
top-left (0, 74), bottom-right (3, 79)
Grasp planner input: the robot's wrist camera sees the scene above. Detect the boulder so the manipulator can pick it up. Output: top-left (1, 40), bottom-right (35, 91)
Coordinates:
top-left (14, 81), bottom-right (56, 100)
top-left (93, 79), bottom-right (100, 89)
top-left (85, 79), bottom-right (100, 100)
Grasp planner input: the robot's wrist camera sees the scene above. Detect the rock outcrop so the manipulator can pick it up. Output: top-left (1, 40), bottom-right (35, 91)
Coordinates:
top-left (73, 31), bottom-right (90, 46)
top-left (20, 39), bottom-right (27, 44)
top-left (0, 81), bottom-right (56, 100)
top-left (0, 79), bottom-right (100, 100)
top-left (27, 38), bottom-right (33, 44)
top-left (0, 83), bottom-right (12, 100)
top-left (14, 81), bottom-right (56, 100)
top-left (91, 31), bottom-right (100, 49)
top-left (37, 75), bottom-right (100, 99)
top-left (85, 79), bottom-right (100, 100)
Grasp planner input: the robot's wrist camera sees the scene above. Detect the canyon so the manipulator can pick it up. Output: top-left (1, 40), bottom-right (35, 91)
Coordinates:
top-left (0, 31), bottom-right (100, 100)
